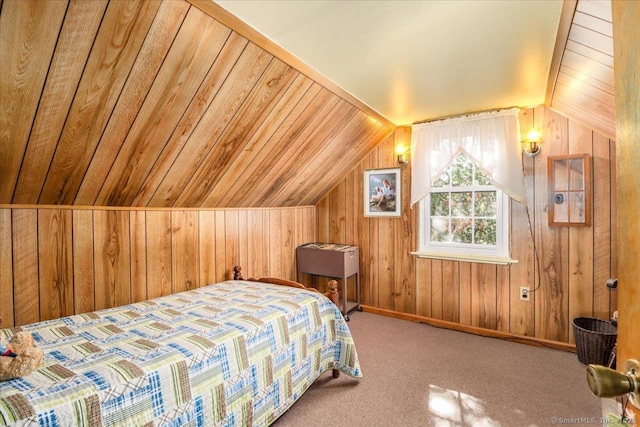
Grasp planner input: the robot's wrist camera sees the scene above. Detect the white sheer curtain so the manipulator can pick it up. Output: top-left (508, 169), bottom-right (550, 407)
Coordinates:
top-left (410, 108), bottom-right (526, 206)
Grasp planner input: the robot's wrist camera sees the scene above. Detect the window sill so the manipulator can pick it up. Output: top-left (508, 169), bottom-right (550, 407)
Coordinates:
top-left (410, 251), bottom-right (519, 265)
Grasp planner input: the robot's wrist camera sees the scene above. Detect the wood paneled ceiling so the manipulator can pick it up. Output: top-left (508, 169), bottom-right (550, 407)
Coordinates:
top-left (0, 0), bottom-right (616, 209)
top-left (549, 0), bottom-right (615, 139)
top-left (0, 0), bottom-right (394, 208)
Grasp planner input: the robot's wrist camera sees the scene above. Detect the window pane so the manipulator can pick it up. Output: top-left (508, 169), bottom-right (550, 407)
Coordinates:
top-left (553, 159), bottom-right (569, 191)
top-left (475, 191), bottom-right (496, 216)
top-left (451, 218), bottom-right (472, 243)
top-left (569, 159), bottom-right (585, 190)
top-left (474, 219), bottom-right (496, 245)
top-left (431, 218), bottom-right (450, 242)
top-left (451, 162), bottom-right (473, 186)
top-left (474, 167), bottom-right (492, 186)
top-left (432, 171), bottom-right (450, 188)
top-left (421, 151), bottom-right (508, 259)
top-left (430, 193), bottom-right (450, 216)
top-left (553, 192), bottom-right (568, 222)
top-left (451, 192), bottom-right (472, 216)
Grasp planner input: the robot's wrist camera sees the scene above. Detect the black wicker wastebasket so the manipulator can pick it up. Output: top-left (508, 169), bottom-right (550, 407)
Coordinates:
top-left (572, 317), bottom-right (617, 365)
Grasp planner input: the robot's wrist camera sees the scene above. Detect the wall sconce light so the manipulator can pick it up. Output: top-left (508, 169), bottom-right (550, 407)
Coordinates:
top-left (396, 146), bottom-right (410, 166)
top-left (522, 128), bottom-right (542, 156)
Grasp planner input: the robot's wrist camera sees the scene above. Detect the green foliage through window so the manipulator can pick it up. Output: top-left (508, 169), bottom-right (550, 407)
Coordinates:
top-left (429, 153), bottom-right (497, 246)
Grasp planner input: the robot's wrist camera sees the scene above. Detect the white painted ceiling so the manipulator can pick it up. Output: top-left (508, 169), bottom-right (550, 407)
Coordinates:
top-left (216, 0), bottom-right (563, 126)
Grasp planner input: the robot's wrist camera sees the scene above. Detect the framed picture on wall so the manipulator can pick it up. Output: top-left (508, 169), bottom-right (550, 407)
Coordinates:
top-left (364, 168), bottom-right (401, 217)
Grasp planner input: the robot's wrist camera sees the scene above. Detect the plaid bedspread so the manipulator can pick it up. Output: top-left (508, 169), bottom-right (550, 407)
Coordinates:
top-left (0, 280), bottom-right (361, 426)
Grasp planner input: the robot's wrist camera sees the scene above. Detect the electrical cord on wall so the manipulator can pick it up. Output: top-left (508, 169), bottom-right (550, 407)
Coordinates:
top-left (523, 202), bottom-right (542, 295)
top-left (521, 155), bottom-right (542, 297)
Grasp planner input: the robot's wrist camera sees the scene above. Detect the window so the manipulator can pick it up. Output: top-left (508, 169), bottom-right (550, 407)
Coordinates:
top-left (417, 153), bottom-right (514, 264)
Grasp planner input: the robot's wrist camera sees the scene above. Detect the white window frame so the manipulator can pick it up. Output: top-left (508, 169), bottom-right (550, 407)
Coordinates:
top-left (412, 158), bottom-right (518, 265)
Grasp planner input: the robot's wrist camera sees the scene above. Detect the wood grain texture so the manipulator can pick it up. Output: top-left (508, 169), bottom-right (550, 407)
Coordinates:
top-left (78, 0), bottom-right (191, 206)
top-left (12, 0), bottom-right (107, 204)
top-left (508, 109), bottom-right (536, 336)
top-left (416, 264), bottom-right (432, 318)
top-left (38, 209), bottom-right (73, 321)
top-left (72, 210), bottom-right (95, 314)
top-left (240, 88), bottom-right (340, 207)
top-left (0, 0), bottom-right (68, 203)
top-left (247, 210), bottom-right (266, 280)
top-left (458, 262), bottom-right (472, 326)
top-left (146, 211), bottom-right (172, 299)
top-left (171, 211), bottom-right (199, 293)
top-left (129, 211), bottom-right (147, 303)
top-left (182, 59), bottom-right (298, 207)
top-left (567, 121), bottom-right (594, 343)
top-left (0, 210), bottom-right (14, 327)
top-left (612, 0), bottom-right (640, 395)
top-left (12, 210), bottom-right (40, 326)
top-left (133, 30), bottom-right (248, 207)
top-left (2, 206), bottom-right (316, 327)
top-left (98, 10), bottom-right (232, 207)
top-left (94, 210), bottom-right (131, 310)
top-left (186, 0), bottom-right (396, 130)
top-left (431, 260), bottom-right (443, 320)
top-left (224, 210), bottom-right (240, 279)
top-left (261, 101), bottom-right (359, 206)
top-left (472, 263), bottom-right (497, 330)
top-left (315, 106), bottom-right (617, 345)
top-left (547, 1), bottom-right (616, 138)
top-left (550, 0), bottom-right (615, 139)
top-left (534, 108), bottom-right (569, 342)
top-left (394, 127), bottom-right (416, 314)
top-left (2, 0), bottom-right (395, 209)
top-left (268, 211), bottom-right (283, 279)
top-left (443, 261), bottom-right (459, 323)
top-left (213, 74), bottom-right (315, 205)
top-left (39, 0), bottom-right (161, 205)
top-left (149, 42), bottom-right (272, 207)
top-left (376, 137), bottom-right (396, 311)
top-left (198, 211), bottom-right (217, 286)
top-left (214, 210), bottom-right (226, 283)
top-left (217, 78), bottom-right (320, 207)
top-left (592, 133), bottom-right (614, 319)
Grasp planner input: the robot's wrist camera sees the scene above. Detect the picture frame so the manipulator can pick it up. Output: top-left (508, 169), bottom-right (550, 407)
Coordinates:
top-left (364, 168), bottom-right (401, 217)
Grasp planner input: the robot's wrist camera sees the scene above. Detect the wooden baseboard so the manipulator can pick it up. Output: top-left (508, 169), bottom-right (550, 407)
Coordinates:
top-left (360, 305), bottom-right (577, 353)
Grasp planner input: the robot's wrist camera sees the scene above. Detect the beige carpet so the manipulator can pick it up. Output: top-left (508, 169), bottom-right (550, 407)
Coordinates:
top-left (273, 311), bottom-right (601, 426)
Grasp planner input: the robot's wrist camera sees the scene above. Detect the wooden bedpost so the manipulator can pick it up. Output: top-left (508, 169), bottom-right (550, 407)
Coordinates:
top-left (325, 280), bottom-right (339, 307)
top-left (328, 280), bottom-right (340, 380)
top-left (233, 266), bottom-right (244, 280)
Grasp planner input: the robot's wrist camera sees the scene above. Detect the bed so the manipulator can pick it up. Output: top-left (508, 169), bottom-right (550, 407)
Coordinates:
top-left (0, 270), bottom-right (362, 426)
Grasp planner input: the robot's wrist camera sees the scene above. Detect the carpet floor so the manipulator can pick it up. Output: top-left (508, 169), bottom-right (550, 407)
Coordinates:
top-left (273, 311), bottom-right (602, 426)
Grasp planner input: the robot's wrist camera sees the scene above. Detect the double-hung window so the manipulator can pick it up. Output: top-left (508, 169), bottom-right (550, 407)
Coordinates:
top-left (417, 152), bottom-right (512, 263)
top-left (410, 108), bottom-right (524, 265)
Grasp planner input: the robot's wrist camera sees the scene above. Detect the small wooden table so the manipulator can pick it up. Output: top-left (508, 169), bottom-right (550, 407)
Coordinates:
top-left (296, 243), bottom-right (361, 321)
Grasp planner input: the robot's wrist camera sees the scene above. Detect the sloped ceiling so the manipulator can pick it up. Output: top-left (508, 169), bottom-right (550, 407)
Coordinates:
top-left (0, 0), bottom-right (616, 209)
top-left (217, 0), bottom-right (564, 126)
top-left (549, 0), bottom-right (615, 138)
top-left (0, 0), bottom-right (394, 208)
top-left (217, 0), bottom-right (616, 137)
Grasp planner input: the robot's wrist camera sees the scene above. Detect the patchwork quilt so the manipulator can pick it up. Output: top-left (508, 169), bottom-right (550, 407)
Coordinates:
top-left (0, 280), bottom-right (362, 426)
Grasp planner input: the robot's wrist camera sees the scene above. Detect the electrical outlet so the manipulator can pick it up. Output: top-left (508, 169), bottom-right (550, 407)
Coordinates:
top-left (520, 286), bottom-right (530, 301)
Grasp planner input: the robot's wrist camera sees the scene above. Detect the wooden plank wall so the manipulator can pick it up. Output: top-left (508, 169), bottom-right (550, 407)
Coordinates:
top-left (612, 0), bottom-right (640, 398)
top-left (316, 106), bottom-right (617, 345)
top-left (0, 0), bottom-right (394, 209)
top-left (0, 206), bottom-right (315, 328)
